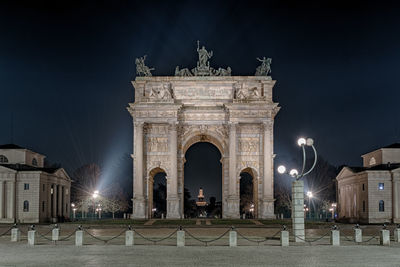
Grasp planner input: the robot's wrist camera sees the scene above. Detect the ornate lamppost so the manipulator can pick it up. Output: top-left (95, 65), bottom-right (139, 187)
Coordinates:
top-left (277, 137), bottom-right (317, 242)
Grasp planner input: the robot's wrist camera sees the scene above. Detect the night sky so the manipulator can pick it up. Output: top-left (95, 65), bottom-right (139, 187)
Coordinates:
top-left (1, 1), bottom-right (400, 200)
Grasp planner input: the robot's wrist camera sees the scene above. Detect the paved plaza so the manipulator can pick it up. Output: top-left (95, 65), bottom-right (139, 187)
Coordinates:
top-left (1, 243), bottom-right (400, 266)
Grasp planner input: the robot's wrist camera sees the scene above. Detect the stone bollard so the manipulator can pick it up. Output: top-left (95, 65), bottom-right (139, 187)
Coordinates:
top-left (75, 226), bottom-right (83, 246)
top-left (126, 226), bottom-right (134, 246)
top-left (380, 225), bottom-right (390, 246)
top-left (177, 226), bottom-right (185, 247)
top-left (11, 227), bottom-right (20, 242)
top-left (330, 225), bottom-right (340, 246)
top-left (354, 224), bottom-right (362, 243)
top-left (394, 225), bottom-right (400, 243)
top-left (280, 227), bottom-right (289, 247)
top-left (28, 227), bottom-right (36, 246)
top-left (52, 226), bottom-right (59, 242)
top-left (229, 227), bottom-right (237, 247)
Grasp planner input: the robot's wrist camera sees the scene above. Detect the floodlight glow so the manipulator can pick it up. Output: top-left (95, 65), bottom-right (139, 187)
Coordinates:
top-left (306, 138), bottom-right (314, 146)
top-left (289, 169), bottom-right (298, 177)
top-left (297, 138), bottom-right (306, 146)
top-left (71, 203), bottom-right (75, 207)
top-left (277, 165), bottom-right (286, 174)
top-left (307, 191), bottom-right (313, 198)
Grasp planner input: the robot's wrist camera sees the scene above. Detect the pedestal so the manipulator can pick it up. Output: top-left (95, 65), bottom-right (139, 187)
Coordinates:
top-left (394, 228), bottom-right (400, 243)
top-left (280, 230), bottom-right (289, 247)
top-left (177, 230), bottom-right (185, 247)
top-left (75, 230), bottom-right (83, 246)
top-left (354, 228), bottom-right (362, 243)
top-left (292, 180), bottom-right (305, 242)
top-left (52, 228), bottom-right (59, 241)
top-left (331, 230), bottom-right (340, 246)
top-left (125, 230), bottom-right (134, 246)
top-left (229, 231), bottom-right (237, 247)
top-left (132, 198), bottom-right (146, 219)
top-left (167, 198), bottom-right (181, 219)
top-left (380, 230), bottom-right (390, 246)
top-left (28, 230), bottom-right (36, 246)
top-left (11, 228), bottom-right (20, 242)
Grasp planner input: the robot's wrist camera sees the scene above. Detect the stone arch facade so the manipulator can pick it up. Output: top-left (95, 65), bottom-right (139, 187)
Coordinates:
top-left (128, 76), bottom-right (280, 219)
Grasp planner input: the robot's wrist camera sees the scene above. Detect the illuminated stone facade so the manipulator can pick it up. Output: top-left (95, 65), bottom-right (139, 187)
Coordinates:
top-left (128, 75), bottom-right (280, 219)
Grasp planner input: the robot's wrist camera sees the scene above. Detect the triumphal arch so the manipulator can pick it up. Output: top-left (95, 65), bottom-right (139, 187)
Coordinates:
top-left (128, 42), bottom-right (280, 219)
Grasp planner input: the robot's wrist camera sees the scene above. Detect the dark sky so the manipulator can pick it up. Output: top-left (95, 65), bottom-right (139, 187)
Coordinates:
top-left (1, 1), bottom-right (400, 199)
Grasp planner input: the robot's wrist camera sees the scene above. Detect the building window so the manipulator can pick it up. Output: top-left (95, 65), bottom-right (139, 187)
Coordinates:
top-left (66, 203), bottom-right (68, 213)
top-left (23, 201), bottom-right (29, 212)
top-left (378, 183), bottom-right (384, 190)
top-left (379, 200), bottom-right (385, 212)
top-left (32, 158), bottom-right (38, 166)
top-left (362, 201), bottom-right (366, 212)
top-left (42, 201), bottom-right (45, 212)
top-left (24, 183), bottom-right (29, 190)
top-left (362, 184), bottom-right (365, 191)
top-left (0, 155), bottom-right (8, 163)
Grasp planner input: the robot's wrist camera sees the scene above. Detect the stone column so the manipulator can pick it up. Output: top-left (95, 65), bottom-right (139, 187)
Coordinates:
top-left (47, 184), bottom-right (51, 220)
top-left (393, 177), bottom-right (400, 222)
top-left (132, 121), bottom-right (146, 218)
top-left (167, 122), bottom-right (180, 218)
top-left (292, 180), bottom-right (305, 242)
top-left (57, 185), bottom-right (62, 217)
top-left (0, 181), bottom-right (4, 219)
top-left (261, 120), bottom-right (275, 219)
top-left (226, 122), bottom-right (239, 218)
top-left (8, 181), bottom-right (15, 220)
top-left (52, 184), bottom-right (57, 220)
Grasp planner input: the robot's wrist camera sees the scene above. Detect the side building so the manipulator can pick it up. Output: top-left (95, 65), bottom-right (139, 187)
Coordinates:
top-left (0, 144), bottom-right (71, 223)
top-left (336, 143), bottom-right (400, 223)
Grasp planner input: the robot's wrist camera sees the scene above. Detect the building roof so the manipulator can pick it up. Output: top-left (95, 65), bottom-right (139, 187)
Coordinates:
top-left (347, 163), bottom-right (400, 173)
top-left (0, 144), bottom-right (25, 149)
top-left (383, 143), bottom-right (400, 149)
top-left (0, 163), bottom-right (59, 174)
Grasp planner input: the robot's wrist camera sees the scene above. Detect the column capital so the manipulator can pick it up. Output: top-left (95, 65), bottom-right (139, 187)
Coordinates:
top-left (134, 121), bottom-right (145, 127)
top-left (228, 121), bottom-right (238, 131)
top-left (168, 121), bottom-right (179, 131)
top-left (262, 119), bottom-right (273, 129)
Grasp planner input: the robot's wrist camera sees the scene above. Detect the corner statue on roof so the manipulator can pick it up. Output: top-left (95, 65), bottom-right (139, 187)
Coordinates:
top-left (255, 57), bottom-right (272, 76)
top-left (135, 55), bottom-right (154, 77)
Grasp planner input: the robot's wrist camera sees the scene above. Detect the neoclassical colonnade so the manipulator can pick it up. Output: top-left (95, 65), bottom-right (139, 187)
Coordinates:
top-left (128, 76), bottom-right (280, 219)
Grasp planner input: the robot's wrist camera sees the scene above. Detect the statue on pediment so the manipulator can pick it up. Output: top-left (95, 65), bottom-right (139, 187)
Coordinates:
top-left (135, 55), bottom-right (154, 77)
top-left (255, 57), bottom-right (272, 76)
top-left (197, 40), bottom-right (213, 68)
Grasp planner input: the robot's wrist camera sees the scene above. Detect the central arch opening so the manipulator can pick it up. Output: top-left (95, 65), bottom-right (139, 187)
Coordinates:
top-left (184, 142), bottom-right (222, 218)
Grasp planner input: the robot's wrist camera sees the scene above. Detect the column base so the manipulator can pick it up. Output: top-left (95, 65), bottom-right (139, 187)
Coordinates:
top-left (260, 198), bottom-right (275, 219)
top-left (223, 197), bottom-right (240, 218)
top-left (132, 197), bottom-right (146, 219)
top-left (167, 198), bottom-right (181, 219)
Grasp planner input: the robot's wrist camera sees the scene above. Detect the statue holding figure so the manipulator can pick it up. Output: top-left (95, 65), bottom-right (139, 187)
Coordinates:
top-left (255, 57), bottom-right (272, 76)
top-left (197, 40), bottom-right (213, 68)
top-left (135, 55), bottom-right (154, 77)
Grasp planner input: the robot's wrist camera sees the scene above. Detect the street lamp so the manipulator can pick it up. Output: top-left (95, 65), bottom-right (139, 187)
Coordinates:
top-left (307, 191), bottom-right (313, 219)
top-left (71, 203), bottom-right (76, 220)
top-left (277, 137), bottom-right (318, 242)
